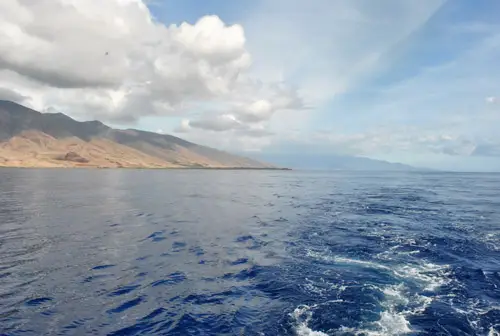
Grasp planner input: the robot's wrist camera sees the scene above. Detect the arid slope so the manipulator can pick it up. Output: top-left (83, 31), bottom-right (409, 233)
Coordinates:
top-left (0, 100), bottom-right (275, 169)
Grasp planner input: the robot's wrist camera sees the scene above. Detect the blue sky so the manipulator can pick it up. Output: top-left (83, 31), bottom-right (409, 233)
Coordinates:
top-left (130, 0), bottom-right (500, 171)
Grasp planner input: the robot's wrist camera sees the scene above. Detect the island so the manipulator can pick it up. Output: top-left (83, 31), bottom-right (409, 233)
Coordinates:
top-left (0, 100), bottom-right (287, 170)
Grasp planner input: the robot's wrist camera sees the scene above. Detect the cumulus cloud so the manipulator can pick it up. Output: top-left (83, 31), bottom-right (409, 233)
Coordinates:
top-left (180, 81), bottom-right (305, 135)
top-left (0, 0), bottom-right (301, 130)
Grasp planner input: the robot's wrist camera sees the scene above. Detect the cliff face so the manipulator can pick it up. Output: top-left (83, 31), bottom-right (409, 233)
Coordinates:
top-left (0, 100), bottom-right (275, 169)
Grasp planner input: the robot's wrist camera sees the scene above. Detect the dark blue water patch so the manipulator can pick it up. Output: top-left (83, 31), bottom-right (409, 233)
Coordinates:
top-left (24, 297), bottom-right (52, 306)
top-left (235, 235), bottom-right (254, 243)
top-left (143, 231), bottom-right (166, 243)
top-left (172, 241), bottom-right (186, 249)
top-left (142, 307), bottom-right (167, 320)
top-left (152, 236), bottom-right (166, 242)
top-left (410, 301), bottom-right (477, 335)
top-left (107, 297), bottom-right (145, 314)
top-left (108, 284), bottom-right (141, 297)
top-left (40, 310), bottom-right (56, 316)
top-left (0, 272), bottom-right (11, 279)
top-left (229, 257), bottom-right (248, 266)
top-left (188, 246), bottom-right (205, 256)
top-left (146, 231), bottom-right (163, 238)
top-left (91, 264), bottom-right (115, 270)
top-left (136, 255), bottom-right (151, 261)
top-left (107, 308), bottom-right (175, 336)
top-left (151, 272), bottom-right (186, 287)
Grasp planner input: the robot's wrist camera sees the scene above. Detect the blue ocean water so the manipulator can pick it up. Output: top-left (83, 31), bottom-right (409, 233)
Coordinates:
top-left (0, 169), bottom-right (499, 336)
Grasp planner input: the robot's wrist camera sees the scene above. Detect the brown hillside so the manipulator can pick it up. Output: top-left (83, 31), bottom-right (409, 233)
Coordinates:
top-left (0, 100), bottom-right (277, 169)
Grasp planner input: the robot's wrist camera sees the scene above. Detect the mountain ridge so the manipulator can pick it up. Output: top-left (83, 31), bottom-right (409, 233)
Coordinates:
top-left (0, 100), bottom-right (278, 169)
top-left (251, 152), bottom-right (423, 171)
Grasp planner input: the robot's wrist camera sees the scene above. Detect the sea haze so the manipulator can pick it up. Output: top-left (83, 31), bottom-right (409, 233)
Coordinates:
top-left (0, 169), bottom-right (499, 335)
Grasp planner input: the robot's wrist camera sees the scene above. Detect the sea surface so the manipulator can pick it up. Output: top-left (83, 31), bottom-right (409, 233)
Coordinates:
top-left (0, 169), bottom-right (499, 336)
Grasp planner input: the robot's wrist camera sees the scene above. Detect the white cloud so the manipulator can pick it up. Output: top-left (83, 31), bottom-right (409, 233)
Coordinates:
top-left (178, 80), bottom-right (305, 135)
top-left (486, 96), bottom-right (497, 104)
top-left (0, 0), bottom-right (301, 131)
top-left (174, 119), bottom-right (191, 133)
top-left (189, 114), bottom-right (243, 132)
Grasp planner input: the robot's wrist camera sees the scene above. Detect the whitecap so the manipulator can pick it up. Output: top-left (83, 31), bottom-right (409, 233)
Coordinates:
top-left (291, 305), bottom-right (329, 336)
top-left (392, 262), bottom-right (451, 291)
top-left (489, 326), bottom-right (500, 336)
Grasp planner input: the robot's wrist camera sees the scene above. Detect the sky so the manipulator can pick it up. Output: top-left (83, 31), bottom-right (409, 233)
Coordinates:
top-left (1, 0), bottom-right (500, 171)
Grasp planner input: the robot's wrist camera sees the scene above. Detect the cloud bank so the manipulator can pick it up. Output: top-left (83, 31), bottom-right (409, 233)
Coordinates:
top-left (0, 0), bottom-right (302, 134)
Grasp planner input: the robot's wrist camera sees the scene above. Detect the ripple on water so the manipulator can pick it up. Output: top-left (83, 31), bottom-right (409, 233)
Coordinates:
top-left (24, 297), bottom-right (52, 306)
top-left (107, 296), bottom-right (145, 314)
top-left (108, 284), bottom-right (141, 297)
top-left (151, 272), bottom-right (186, 287)
top-left (91, 264), bottom-right (115, 270)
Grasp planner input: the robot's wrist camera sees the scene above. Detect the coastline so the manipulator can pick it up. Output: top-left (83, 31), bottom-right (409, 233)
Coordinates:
top-left (0, 165), bottom-right (292, 171)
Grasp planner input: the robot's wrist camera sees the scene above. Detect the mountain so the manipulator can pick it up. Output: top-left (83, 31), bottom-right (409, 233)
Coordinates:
top-left (252, 152), bottom-right (421, 171)
top-left (0, 100), bottom-right (276, 169)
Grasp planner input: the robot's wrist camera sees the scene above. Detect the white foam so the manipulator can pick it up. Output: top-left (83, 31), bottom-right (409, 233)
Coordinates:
top-left (294, 283), bottom-right (417, 336)
top-left (372, 284), bottom-right (413, 335)
top-left (376, 245), bottom-right (421, 260)
top-left (374, 311), bottom-right (412, 335)
top-left (489, 326), bottom-right (500, 336)
top-left (393, 262), bottom-right (451, 291)
top-left (303, 277), bottom-right (347, 297)
top-left (336, 299), bottom-right (413, 335)
top-left (333, 257), bottom-right (392, 271)
top-left (291, 305), bottom-right (329, 336)
top-left (382, 283), bottom-right (410, 306)
top-left (483, 232), bottom-right (500, 251)
top-left (304, 249), bottom-right (454, 335)
top-left (306, 250), bottom-right (393, 272)
top-left (308, 249), bottom-right (450, 292)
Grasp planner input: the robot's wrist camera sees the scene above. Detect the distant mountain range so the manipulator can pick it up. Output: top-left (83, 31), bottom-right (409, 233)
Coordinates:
top-left (0, 100), bottom-right (275, 169)
top-left (252, 152), bottom-right (422, 171)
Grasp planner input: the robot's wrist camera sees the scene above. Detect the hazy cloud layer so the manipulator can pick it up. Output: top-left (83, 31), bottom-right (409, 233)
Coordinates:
top-left (293, 128), bottom-right (500, 159)
top-left (0, 87), bottom-right (27, 103)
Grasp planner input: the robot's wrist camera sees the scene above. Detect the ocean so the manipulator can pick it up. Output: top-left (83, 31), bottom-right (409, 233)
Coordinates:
top-left (0, 169), bottom-right (499, 335)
